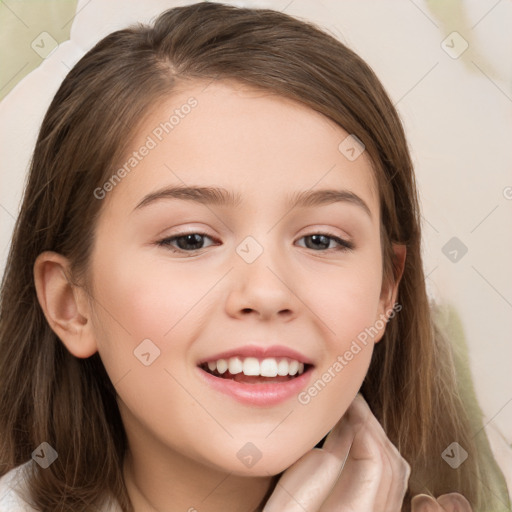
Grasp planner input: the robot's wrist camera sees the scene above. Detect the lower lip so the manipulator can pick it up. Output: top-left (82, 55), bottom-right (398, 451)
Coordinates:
top-left (196, 366), bottom-right (314, 407)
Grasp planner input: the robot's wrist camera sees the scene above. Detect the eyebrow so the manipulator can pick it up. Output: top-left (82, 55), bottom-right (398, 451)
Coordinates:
top-left (134, 185), bottom-right (372, 218)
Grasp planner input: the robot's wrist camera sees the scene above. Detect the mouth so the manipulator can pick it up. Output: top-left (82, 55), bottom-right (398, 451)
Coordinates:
top-left (198, 357), bottom-right (314, 384)
top-left (195, 345), bottom-right (315, 406)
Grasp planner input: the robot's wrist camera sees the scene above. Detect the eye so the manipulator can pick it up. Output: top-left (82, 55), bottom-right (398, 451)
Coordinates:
top-left (296, 233), bottom-right (354, 252)
top-left (156, 231), bottom-right (353, 254)
top-left (157, 232), bottom-right (217, 253)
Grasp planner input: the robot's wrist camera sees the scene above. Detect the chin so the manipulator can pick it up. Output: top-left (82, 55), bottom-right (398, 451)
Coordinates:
top-left (223, 462), bottom-right (290, 478)
top-left (205, 444), bottom-right (312, 478)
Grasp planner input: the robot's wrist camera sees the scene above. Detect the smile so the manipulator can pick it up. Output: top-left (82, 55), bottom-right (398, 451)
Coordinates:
top-left (196, 356), bottom-right (315, 407)
top-left (200, 356), bottom-right (308, 380)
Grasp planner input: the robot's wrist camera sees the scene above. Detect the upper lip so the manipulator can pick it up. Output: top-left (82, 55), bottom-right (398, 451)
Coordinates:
top-left (197, 344), bottom-right (314, 366)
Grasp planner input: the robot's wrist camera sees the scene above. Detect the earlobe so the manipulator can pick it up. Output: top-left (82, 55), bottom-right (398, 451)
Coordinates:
top-left (33, 251), bottom-right (97, 358)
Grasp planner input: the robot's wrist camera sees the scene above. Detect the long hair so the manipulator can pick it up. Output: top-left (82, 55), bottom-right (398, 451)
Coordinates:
top-left (0, 2), bottom-right (507, 511)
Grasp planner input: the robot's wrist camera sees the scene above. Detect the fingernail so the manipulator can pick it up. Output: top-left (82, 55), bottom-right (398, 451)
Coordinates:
top-left (437, 492), bottom-right (472, 511)
top-left (411, 494), bottom-right (439, 511)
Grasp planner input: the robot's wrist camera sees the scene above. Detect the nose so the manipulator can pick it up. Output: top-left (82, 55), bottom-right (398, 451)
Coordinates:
top-left (224, 241), bottom-right (298, 322)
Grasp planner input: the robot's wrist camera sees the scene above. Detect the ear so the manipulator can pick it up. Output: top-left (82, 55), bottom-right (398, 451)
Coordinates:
top-left (33, 251), bottom-right (98, 358)
top-left (374, 243), bottom-right (406, 343)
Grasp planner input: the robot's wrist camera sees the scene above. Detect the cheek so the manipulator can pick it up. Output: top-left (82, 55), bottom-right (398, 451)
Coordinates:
top-left (87, 250), bottom-right (213, 449)
top-left (91, 247), bottom-right (208, 341)
top-left (291, 252), bottom-right (383, 423)
top-left (87, 244), bottom-right (210, 390)
top-left (302, 254), bottom-right (384, 348)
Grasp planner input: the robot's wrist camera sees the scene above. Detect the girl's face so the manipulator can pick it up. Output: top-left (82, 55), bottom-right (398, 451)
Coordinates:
top-left (85, 80), bottom-right (397, 476)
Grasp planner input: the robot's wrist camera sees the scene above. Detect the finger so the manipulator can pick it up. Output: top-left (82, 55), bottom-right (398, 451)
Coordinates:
top-left (322, 393), bottom-right (370, 459)
top-left (262, 448), bottom-right (346, 512)
top-left (347, 395), bottom-right (410, 509)
top-left (411, 494), bottom-right (443, 511)
top-left (436, 493), bottom-right (473, 512)
top-left (346, 396), bottom-right (407, 509)
top-left (320, 419), bottom-right (384, 511)
top-left (357, 404), bottom-right (410, 508)
top-left (264, 394), bottom-right (370, 512)
top-left (321, 395), bottom-right (410, 512)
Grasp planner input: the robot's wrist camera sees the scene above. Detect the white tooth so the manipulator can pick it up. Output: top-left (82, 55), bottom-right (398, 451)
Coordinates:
top-left (277, 358), bottom-right (290, 376)
top-left (298, 362), bottom-right (305, 375)
top-left (242, 357), bottom-right (260, 376)
top-left (216, 359), bottom-right (228, 374)
top-left (288, 360), bottom-right (299, 376)
top-left (228, 357), bottom-right (243, 374)
top-left (207, 361), bottom-right (217, 372)
top-left (260, 358), bottom-right (278, 377)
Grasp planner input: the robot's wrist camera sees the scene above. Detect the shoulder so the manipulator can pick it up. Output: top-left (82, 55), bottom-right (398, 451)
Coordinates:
top-left (0, 461), bottom-right (37, 511)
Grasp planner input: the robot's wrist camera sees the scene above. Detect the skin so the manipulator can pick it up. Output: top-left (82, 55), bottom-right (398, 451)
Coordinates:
top-left (34, 80), bottom-right (471, 511)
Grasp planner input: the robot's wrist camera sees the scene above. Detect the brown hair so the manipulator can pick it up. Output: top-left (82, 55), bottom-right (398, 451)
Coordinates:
top-left (0, 2), bottom-right (508, 511)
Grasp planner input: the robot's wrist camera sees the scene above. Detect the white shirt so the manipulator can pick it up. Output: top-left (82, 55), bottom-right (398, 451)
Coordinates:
top-left (0, 462), bottom-right (37, 511)
top-left (0, 461), bottom-right (121, 511)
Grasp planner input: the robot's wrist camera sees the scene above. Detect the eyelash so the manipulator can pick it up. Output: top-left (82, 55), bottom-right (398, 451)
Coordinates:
top-left (156, 231), bottom-right (354, 254)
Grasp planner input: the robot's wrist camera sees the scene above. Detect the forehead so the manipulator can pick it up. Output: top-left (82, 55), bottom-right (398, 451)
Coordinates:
top-left (106, 79), bottom-right (379, 214)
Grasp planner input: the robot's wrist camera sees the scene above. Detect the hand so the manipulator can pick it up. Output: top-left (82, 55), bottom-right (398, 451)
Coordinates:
top-left (263, 393), bottom-right (411, 511)
top-left (262, 393), bottom-right (473, 511)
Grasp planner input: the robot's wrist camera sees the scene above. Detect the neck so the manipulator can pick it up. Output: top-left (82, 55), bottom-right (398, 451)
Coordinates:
top-left (119, 404), bottom-right (279, 512)
top-left (123, 452), bottom-right (277, 512)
